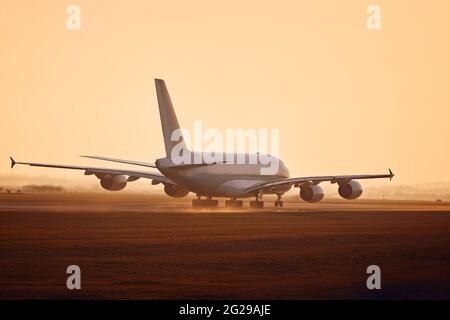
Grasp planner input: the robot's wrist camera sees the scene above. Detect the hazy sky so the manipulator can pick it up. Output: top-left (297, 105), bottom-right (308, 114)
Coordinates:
top-left (1, 0), bottom-right (449, 187)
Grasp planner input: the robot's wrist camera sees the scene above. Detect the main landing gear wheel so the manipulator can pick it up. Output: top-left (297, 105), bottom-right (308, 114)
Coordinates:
top-left (192, 196), bottom-right (219, 208)
top-left (249, 194), bottom-right (264, 208)
top-left (250, 201), bottom-right (264, 208)
top-left (225, 198), bottom-right (243, 208)
top-left (274, 194), bottom-right (283, 208)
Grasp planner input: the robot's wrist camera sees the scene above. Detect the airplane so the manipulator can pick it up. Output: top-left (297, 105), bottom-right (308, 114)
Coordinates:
top-left (10, 79), bottom-right (394, 208)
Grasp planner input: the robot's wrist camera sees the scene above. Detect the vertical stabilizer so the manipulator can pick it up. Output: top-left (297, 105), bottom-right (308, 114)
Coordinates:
top-left (155, 79), bottom-right (187, 157)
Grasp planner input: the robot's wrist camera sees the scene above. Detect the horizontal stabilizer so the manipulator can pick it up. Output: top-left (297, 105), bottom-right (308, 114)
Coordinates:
top-left (81, 155), bottom-right (156, 168)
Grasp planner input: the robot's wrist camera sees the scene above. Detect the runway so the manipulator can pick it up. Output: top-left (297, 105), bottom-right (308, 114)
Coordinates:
top-left (1, 193), bottom-right (449, 299)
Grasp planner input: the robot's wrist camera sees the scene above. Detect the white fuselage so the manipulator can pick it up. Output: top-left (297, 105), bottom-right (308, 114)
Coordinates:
top-left (156, 152), bottom-right (290, 197)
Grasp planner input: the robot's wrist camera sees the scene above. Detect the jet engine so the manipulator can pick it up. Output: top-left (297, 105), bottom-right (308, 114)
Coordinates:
top-left (338, 180), bottom-right (363, 199)
top-left (164, 184), bottom-right (189, 198)
top-left (299, 184), bottom-right (324, 202)
top-left (100, 174), bottom-right (128, 191)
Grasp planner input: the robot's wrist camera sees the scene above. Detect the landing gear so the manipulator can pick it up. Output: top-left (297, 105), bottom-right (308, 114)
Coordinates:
top-left (250, 201), bottom-right (264, 208)
top-left (250, 194), bottom-right (264, 208)
top-left (274, 194), bottom-right (283, 208)
top-left (225, 198), bottom-right (243, 208)
top-left (192, 196), bottom-right (219, 208)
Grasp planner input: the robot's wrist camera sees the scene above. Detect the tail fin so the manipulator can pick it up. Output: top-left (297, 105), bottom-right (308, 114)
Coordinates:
top-left (155, 79), bottom-right (187, 157)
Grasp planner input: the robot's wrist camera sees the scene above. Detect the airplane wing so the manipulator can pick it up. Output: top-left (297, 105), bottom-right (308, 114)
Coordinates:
top-left (244, 169), bottom-right (394, 194)
top-left (10, 157), bottom-right (174, 184)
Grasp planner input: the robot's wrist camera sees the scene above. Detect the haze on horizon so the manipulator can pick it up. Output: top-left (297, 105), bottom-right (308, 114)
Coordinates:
top-left (1, 0), bottom-right (449, 188)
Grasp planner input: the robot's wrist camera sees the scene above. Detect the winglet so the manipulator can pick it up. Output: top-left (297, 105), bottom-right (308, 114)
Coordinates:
top-left (10, 157), bottom-right (16, 169)
top-left (389, 168), bottom-right (395, 181)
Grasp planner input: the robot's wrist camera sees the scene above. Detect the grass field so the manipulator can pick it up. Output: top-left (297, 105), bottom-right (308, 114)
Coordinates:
top-left (1, 193), bottom-right (449, 299)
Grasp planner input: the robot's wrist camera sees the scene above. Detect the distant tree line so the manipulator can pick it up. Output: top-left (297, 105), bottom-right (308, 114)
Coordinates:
top-left (21, 185), bottom-right (65, 193)
top-left (0, 185), bottom-right (65, 193)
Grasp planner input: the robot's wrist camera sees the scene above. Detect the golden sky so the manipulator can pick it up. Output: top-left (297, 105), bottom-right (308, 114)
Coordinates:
top-left (1, 0), bottom-right (449, 186)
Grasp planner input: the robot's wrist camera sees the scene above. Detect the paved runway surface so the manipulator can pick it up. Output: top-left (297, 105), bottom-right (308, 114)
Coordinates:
top-left (1, 193), bottom-right (449, 299)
